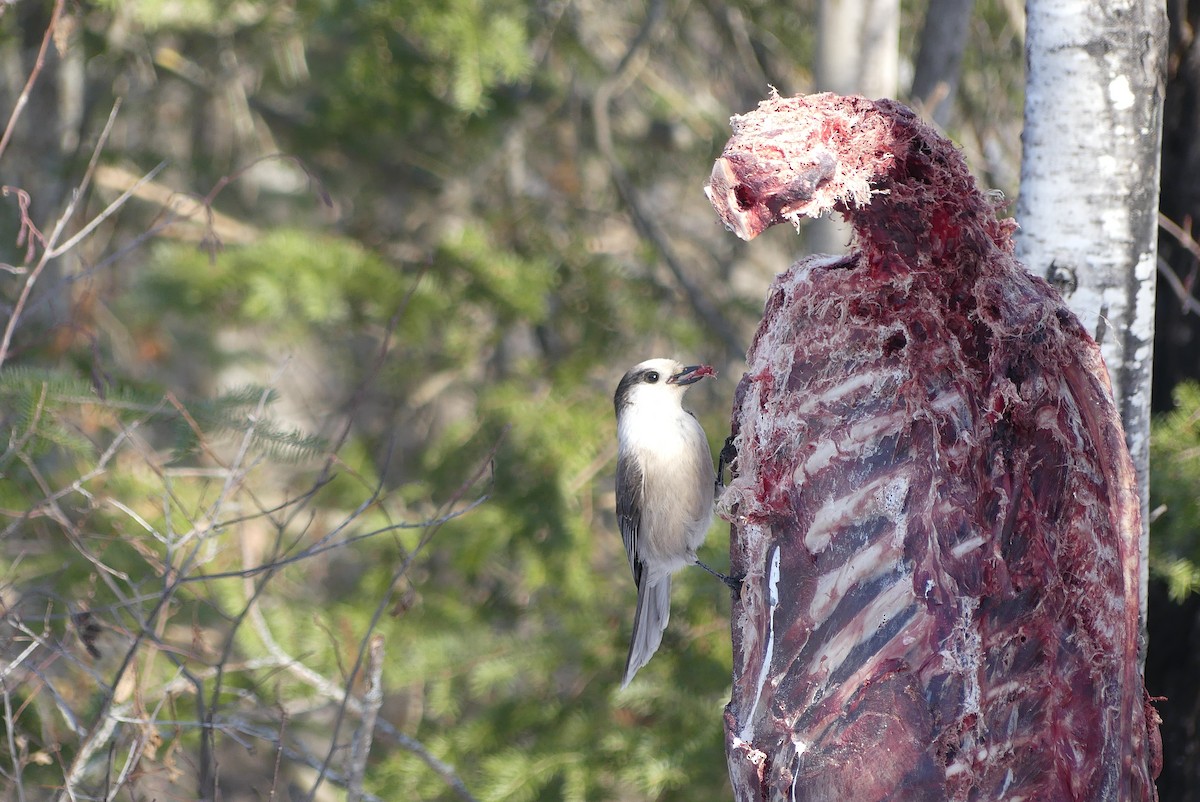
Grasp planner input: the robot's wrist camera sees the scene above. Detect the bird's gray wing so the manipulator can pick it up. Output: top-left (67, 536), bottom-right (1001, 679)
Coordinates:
top-left (615, 449), bottom-right (644, 586)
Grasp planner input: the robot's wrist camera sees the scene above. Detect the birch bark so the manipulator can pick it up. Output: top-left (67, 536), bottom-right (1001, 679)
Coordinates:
top-left (1014, 0), bottom-right (1167, 629)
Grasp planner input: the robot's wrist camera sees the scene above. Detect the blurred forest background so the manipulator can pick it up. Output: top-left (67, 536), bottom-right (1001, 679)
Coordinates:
top-left (2, 0), bottom-right (1200, 800)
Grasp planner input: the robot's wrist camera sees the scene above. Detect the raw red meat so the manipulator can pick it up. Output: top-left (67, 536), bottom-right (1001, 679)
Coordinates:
top-left (708, 92), bottom-right (1161, 801)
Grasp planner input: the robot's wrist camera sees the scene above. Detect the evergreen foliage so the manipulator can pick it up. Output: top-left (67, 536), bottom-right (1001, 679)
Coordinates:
top-left (1150, 382), bottom-right (1200, 601)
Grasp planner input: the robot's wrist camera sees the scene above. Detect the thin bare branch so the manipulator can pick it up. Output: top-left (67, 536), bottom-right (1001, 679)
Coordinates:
top-left (181, 495), bottom-right (488, 585)
top-left (1160, 212), bottom-right (1200, 264)
top-left (47, 158), bottom-right (164, 259)
top-left (1158, 213), bottom-right (1200, 316)
top-left (225, 720), bottom-right (388, 802)
top-left (2, 681), bottom-right (28, 802)
top-left (0, 0), bottom-right (65, 163)
top-left (297, 438), bottom-right (504, 802)
top-left (1, 185), bottom-right (45, 262)
top-left (103, 726), bottom-right (147, 802)
top-left (44, 100), bottom-right (125, 254)
top-left (589, 0), bottom-right (742, 358)
top-left (244, 567), bottom-right (481, 801)
top-left (1157, 256), bottom-right (1200, 316)
top-left (323, 265), bottom-right (428, 467)
top-left (0, 101), bottom-right (128, 369)
top-left (2, 412), bottom-right (151, 539)
top-left (58, 702), bottom-right (130, 801)
top-left (347, 635), bottom-right (385, 802)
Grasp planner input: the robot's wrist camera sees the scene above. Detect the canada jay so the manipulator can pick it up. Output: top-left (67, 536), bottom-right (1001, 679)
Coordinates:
top-left (614, 357), bottom-right (719, 688)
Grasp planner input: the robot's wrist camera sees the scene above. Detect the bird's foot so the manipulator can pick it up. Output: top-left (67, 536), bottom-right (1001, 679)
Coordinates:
top-left (716, 434), bottom-right (737, 490)
top-left (694, 559), bottom-right (743, 591)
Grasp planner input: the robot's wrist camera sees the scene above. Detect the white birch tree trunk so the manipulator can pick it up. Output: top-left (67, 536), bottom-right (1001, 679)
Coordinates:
top-left (1014, 0), bottom-right (1167, 632)
top-left (809, 0), bottom-right (899, 256)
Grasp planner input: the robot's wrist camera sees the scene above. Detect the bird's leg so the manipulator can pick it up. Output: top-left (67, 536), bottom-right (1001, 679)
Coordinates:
top-left (694, 559), bottom-right (743, 591)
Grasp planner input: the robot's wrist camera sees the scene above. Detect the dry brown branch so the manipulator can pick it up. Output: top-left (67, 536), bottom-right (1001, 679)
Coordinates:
top-left (46, 159), bottom-right (163, 261)
top-left (1, 185), bottom-right (44, 265)
top-left (1158, 257), bottom-right (1200, 317)
top-left (0, 101), bottom-right (131, 369)
top-left (0, 0), bottom-right (65, 163)
top-left (1159, 213), bottom-right (1200, 316)
top-left (1160, 213), bottom-right (1200, 262)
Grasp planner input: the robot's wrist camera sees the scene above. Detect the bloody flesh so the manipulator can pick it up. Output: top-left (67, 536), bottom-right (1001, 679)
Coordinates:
top-left (710, 93), bottom-right (1161, 801)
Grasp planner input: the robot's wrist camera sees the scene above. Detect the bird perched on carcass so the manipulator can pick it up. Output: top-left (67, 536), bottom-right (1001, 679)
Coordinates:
top-left (614, 358), bottom-right (718, 688)
top-left (706, 92), bottom-right (1160, 801)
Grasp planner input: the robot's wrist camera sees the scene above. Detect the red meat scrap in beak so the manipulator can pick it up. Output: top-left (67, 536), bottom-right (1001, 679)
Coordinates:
top-left (668, 364), bottom-right (717, 385)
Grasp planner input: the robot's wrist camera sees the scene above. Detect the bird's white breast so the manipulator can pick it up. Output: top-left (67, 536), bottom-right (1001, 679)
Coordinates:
top-left (619, 400), bottom-right (715, 575)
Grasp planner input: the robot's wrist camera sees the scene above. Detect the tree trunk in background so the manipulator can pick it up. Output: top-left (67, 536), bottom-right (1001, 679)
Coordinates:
top-left (808, 0), bottom-right (899, 256)
top-left (910, 0), bottom-right (976, 126)
top-left (1155, 0), bottom-right (1200, 406)
top-left (1014, 0), bottom-right (1168, 636)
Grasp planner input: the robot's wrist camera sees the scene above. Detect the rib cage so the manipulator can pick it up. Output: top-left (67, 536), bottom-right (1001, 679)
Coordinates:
top-left (712, 93), bottom-right (1161, 802)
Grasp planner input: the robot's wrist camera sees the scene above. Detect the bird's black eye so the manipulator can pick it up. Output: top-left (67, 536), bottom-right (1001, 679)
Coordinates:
top-left (645, 371), bottom-right (660, 384)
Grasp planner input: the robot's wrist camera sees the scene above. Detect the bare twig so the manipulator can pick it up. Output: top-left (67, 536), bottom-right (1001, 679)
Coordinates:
top-left (225, 720), bottom-right (388, 802)
top-left (0, 101), bottom-right (129, 369)
top-left (2, 409), bottom-right (154, 540)
top-left (268, 710), bottom-right (288, 802)
top-left (1159, 213), bottom-right (1200, 317)
top-left (2, 680), bottom-right (28, 802)
top-left (180, 152), bottom-right (330, 260)
top-left (45, 100), bottom-right (125, 250)
top-left (1, 185), bottom-right (45, 262)
top-left (1160, 212), bottom-right (1200, 263)
top-left (58, 702), bottom-right (131, 800)
top-left (0, 641), bottom-right (40, 683)
top-left (103, 725), bottom-right (147, 802)
top-left (322, 265), bottom-right (428, 471)
top-left (1156, 212), bottom-right (1195, 260)
top-left (0, 0), bottom-right (65, 163)
top-left (1158, 256), bottom-right (1200, 317)
top-left (244, 570), bottom-right (481, 802)
top-left (166, 381), bottom-right (276, 564)
top-left (181, 497), bottom-right (488, 586)
top-left (47, 159), bottom-right (164, 259)
top-left (346, 635), bottom-right (385, 802)
top-left (305, 435), bottom-right (502, 802)
top-left (589, 0), bottom-right (742, 358)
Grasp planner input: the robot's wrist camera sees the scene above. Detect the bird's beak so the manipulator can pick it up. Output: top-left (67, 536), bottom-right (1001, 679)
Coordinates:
top-left (668, 364), bottom-right (717, 385)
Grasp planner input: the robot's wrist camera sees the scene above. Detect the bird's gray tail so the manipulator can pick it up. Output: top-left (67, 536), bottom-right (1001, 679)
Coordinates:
top-left (621, 576), bottom-right (671, 689)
